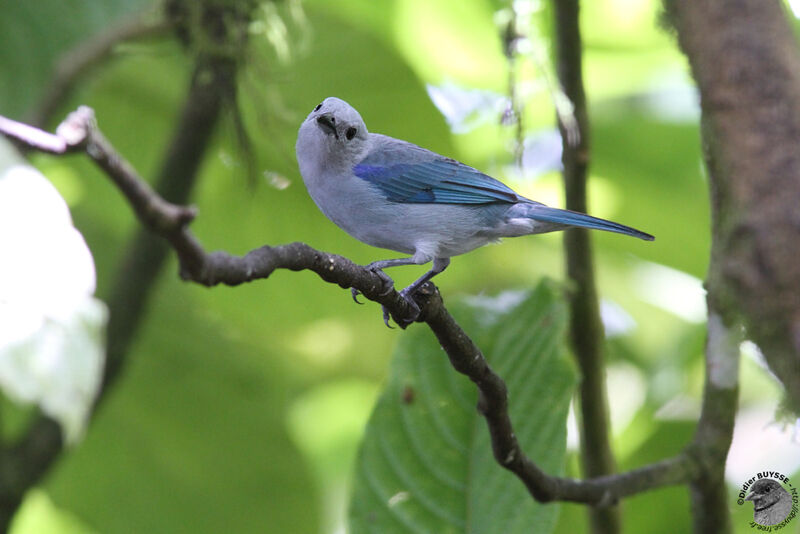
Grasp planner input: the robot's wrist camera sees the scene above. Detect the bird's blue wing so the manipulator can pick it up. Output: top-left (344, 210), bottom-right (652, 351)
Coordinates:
top-left (354, 155), bottom-right (520, 205)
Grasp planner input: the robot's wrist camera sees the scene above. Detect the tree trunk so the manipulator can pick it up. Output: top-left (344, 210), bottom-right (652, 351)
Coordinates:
top-left (668, 0), bottom-right (800, 411)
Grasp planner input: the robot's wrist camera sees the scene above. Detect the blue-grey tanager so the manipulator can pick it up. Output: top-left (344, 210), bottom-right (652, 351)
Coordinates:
top-left (296, 97), bottom-right (653, 322)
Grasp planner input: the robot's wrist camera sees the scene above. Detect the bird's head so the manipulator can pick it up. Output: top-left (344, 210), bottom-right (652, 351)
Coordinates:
top-left (745, 479), bottom-right (786, 510)
top-left (296, 97), bottom-right (369, 172)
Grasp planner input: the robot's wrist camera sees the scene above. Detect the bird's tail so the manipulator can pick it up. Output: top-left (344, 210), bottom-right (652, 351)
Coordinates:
top-left (523, 204), bottom-right (654, 241)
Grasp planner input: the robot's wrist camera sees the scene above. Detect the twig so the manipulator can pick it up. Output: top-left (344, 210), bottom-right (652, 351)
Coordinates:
top-left (0, 109), bottom-right (700, 507)
top-left (501, 5), bottom-right (525, 167)
top-left (553, 1), bottom-right (621, 532)
top-left (0, 114), bottom-right (71, 153)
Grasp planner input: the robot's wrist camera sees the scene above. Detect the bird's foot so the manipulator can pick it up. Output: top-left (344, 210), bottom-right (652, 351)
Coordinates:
top-left (351, 266), bottom-right (395, 303)
top-left (399, 287), bottom-right (422, 320)
top-left (381, 287), bottom-right (422, 328)
top-left (350, 287), bottom-right (363, 304)
top-left (380, 305), bottom-right (393, 328)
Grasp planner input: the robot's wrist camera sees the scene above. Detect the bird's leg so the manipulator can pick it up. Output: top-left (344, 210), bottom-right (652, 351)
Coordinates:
top-left (350, 257), bottom-right (420, 303)
top-left (397, 257), bottom-right (451, 312)
top-left (381, 258), bottom-right (449, 328)
top-left (350, 255), bottom-right (449, 327)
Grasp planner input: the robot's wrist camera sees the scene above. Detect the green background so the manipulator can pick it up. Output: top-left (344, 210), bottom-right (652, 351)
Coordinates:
top-left (1, 0), bottom-right (798, 532)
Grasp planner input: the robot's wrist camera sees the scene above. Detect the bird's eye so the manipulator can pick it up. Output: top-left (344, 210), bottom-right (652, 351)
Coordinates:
top-left (313, 103), bottom-right (322, 112)
top-left (765, 486), bottom-right (771, 492)
top-left (345, 127), bottom-right (357, 140)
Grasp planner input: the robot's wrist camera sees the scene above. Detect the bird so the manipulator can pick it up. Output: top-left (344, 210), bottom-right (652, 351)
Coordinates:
top-left (295, 97), bottom-right (653, 324)
top-left (745, 478), bottom-right (793, 526)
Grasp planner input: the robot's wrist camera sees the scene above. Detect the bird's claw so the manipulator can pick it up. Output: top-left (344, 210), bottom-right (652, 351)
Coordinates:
top-left (350, 287), bottom-right (363, 304)
top-left (351, 266), bottom-right (395, 304)
top-left (350, 264), bottom-right (394, 305)
top-left (371, 268), bottom-right (395, 296)
top-left (381, 306), bottom-right (394, 328)
top-left (350, 265), bottom-right (425, 328)
top-left (381, 288), bottom-right (421, 328)
top-left (399, 288), bottom-right (422, 320)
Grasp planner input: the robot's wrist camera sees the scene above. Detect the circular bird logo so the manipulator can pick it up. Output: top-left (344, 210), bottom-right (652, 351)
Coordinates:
top-left (737, 472), bottom-right (798, 529)
top-left (746, 479), bottom-right (793, 526)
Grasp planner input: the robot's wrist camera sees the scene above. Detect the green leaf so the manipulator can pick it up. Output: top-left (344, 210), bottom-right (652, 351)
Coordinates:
top-left (349, 281), bottom-right (576, 534)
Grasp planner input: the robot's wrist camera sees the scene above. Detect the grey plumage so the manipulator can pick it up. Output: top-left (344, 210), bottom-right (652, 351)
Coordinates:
top-left (296, 97), bottom-right (653, 321)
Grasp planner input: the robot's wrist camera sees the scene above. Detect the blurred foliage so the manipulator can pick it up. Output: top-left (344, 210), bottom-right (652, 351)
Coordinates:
top-left (0, 0), bottom-right (798, 533)
top-left (351, 283), bottom-right (575, 533)
top-left (0, 139), bottom-right (107, 444)
top-left (0, 0), bottom-right (152, 119)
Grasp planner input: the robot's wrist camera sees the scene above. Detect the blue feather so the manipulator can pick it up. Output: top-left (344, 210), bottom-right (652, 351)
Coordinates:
top-left (353, 159), bottom-right (520, 205)
top-left (526, 206), bottom-right (654, 241)
top-left (353, 141), bottom-right (653, 241)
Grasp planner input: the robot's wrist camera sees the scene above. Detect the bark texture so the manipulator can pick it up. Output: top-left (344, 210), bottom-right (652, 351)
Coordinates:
top-left (669, 0), bottom-right (800, 411)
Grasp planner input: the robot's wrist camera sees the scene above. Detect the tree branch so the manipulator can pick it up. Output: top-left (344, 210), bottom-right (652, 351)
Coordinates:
top-left (553, 1), bottom-right (620, 532)
top-left (0, 109), bottom-right (702, 508)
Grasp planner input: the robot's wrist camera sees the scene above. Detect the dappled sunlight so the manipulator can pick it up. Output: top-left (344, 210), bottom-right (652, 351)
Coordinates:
top-left (654, 393), bottom-right (701, 420)
top-left (10, 489), bottom-right (97, 534)
top-left (509, 171), bottom-right (564, 206)
top-left (507, 171), bottom-right (622, 219)
top-left (585, 50), bottom-right (689, 101)
top-left (288, 317), bottom-right (355, 368)
top-left (445, 122), bottom-right (517, 169)
top-left (30, 157), bottom-right (84, 206)
top-left (583, 0), bottom-right (668, 47)
top-left (640, 76), bottom-right (700, 123)
top-left (726, 407), bottom-right (800, 485)
top-left (607, 362), bottom-right (648, 435)
top-left (263, 170), bottom-right (291, 190)
top-left (607, 0), bottom-right (655, 32)
top-left (568, 363), bottom-right (647, 455)
top-left (582, 175), bottom-right (623, 219)
top-left (788, 0), bottom-right (800, 18)
top-left (392, 0), bottom-right (505, 88)
top-left (501, 129), bottom-right (563, 180)
top-left (731, 342), bottom-right (800, 472)
top-left (518, 129), bottom-right (563, 177)
top-left (425, 82), bottom-right (506, 134)
top-left (632, 261), bottom-right (706, 323)
top-left (600, 298), bottom-right (637, 337)
top-left (286, 379), bottom-right (380, 477)
top-left (286, 379), bottom-right (380, 534)
top-left (462, 289), bottom-right (529, 327)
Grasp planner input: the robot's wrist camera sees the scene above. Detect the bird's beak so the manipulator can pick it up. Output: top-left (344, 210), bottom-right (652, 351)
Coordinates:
top-left (316, 114), bottom-right (339, 139)
top-left (745, 492), bottom-right (756, 501)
